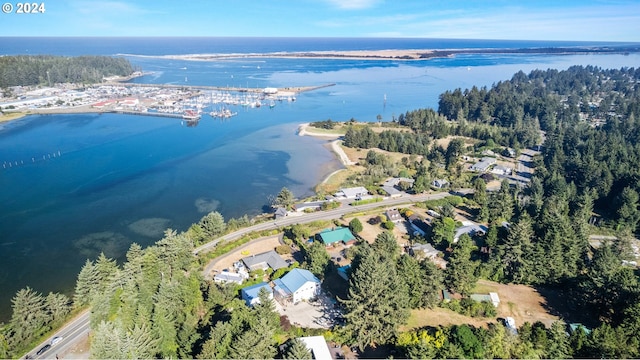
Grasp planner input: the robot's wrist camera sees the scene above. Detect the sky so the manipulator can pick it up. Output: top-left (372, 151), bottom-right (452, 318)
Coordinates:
top-left (0, 0), bottom-right (639, 41)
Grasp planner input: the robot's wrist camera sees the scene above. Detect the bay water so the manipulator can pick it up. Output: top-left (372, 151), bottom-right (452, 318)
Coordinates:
top-left (0, 37), bottom-right (639, 320)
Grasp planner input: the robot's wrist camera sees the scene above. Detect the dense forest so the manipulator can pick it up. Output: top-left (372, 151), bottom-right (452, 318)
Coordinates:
top-left (0, 55), bottom-right (136, 87)
top-left (2, 66), bottom-right (640, 359)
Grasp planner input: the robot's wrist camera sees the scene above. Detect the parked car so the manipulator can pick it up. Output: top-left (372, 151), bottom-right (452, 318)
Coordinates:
top-left (36, 344), bottom-right (51, 356)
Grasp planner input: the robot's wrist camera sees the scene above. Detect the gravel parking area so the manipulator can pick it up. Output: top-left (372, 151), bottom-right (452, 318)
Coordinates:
top-left (275, 291), bottom-right (342, 329)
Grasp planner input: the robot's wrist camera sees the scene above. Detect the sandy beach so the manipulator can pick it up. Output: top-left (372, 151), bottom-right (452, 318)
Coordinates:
top-left (298, 123), bottom-right (354, 191)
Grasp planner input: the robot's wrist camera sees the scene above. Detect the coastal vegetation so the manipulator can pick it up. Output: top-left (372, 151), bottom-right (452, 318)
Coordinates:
top-left (3, 65), bottom-right (640, 358)
top-left (0, 55), bottom-right (137, 88)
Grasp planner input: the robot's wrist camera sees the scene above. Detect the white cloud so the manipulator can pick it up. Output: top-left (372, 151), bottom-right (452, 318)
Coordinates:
top-left (326, 0), bottom-right (382, 10)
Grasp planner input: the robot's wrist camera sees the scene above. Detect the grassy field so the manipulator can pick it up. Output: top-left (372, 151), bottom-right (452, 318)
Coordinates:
top-left (402, 279), bottom-right (561, 331)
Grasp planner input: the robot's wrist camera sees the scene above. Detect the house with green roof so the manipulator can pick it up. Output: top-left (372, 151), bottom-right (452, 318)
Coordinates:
top-left (318, 227), bottom-right (356, 247)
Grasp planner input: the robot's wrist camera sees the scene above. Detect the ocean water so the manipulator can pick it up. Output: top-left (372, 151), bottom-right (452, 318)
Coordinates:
top-left (0, 37), bottom-right (639, 320)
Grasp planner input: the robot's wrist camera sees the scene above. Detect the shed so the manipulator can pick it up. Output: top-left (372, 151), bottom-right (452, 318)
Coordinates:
top-left (274, 207), bottom-right (288, 219)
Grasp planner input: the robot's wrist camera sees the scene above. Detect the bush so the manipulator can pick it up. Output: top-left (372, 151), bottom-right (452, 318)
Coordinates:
top-left (275, 244), bottom-right (292, 255)
top-left (349, 218), bottom-right (363, 234)
top-left (382, 220), bottom-right (395, 230)
top-left (369, 216), bottom-right (382, 225)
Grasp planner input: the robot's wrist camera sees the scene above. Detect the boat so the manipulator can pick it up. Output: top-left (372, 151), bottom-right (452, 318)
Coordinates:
top-left (269, 100), bottom-right (276, 108)
top-left (183, 109), bottom-right (201, 120)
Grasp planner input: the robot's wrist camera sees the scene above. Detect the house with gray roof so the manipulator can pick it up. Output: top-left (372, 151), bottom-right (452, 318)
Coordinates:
top-left (470, 157), bottom-right (497, 172)
top-left (334, 186), bottom-right (369, 200)
top-left (273, 268), bottom-right (321, 304)
top-left (242, 250), bottom-right (288, 272)
top-left (410, 243), bottom-right (440, 260)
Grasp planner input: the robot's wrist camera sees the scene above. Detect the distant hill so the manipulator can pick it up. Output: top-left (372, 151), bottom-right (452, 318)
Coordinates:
top-left (0, 55), bottom-right (136, 87)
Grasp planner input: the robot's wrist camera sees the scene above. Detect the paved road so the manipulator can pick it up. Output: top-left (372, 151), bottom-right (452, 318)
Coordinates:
top-left (193, 192), bottom-right (452, 255)
top-left (27, 310), bottom-right (90, 359)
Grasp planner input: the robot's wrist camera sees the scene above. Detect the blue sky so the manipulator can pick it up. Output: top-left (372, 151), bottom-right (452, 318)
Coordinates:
top-left (1, 0), bottom-right (639, 41)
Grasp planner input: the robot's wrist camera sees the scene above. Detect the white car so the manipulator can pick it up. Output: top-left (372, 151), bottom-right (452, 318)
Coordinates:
top-left (50, 336), bottom-right (63, 346)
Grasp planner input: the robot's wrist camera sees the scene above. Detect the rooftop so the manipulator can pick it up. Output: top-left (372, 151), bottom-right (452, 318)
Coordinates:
top-left (242, 250), bottom-right (288, 271)
top-left (319, 227), bottom-right (355, 245)
top-left (274, 268), bottom-right (320, 295)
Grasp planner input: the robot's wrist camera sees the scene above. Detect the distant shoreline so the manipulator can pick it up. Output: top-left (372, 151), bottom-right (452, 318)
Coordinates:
top-left (125, 45), bottom-right (640, 62)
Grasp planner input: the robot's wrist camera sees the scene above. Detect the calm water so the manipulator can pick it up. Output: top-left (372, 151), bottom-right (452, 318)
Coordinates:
top-left (1, 37), bottom-right (639, 320)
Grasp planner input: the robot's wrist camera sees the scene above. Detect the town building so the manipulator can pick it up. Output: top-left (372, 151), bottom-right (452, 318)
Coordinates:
top-left (273, 268), bottom-right (321, 304)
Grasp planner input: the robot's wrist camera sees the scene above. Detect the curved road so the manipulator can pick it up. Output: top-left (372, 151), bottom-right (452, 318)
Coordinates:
top-left (193, 192), bottom-right (453, 255)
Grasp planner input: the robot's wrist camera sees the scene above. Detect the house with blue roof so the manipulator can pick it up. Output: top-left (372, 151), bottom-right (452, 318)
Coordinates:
top-left (273, 268), bottom-right (321, 304)
top-left (318, 227), bottom-right (356, 247)
top-left (241, 282), bottom-right (273, 307)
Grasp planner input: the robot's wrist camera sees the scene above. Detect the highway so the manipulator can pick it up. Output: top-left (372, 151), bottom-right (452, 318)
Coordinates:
top-left (27, 310), bottom-right (90, 359)
top-left (193, 191), bottom-right (453, 255)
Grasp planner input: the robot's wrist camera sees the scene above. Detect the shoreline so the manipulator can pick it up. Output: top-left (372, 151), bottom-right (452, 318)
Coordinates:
top-left (298, 123), bottom-right (353, 188)
top-left (128, 45), bottom-right (640, 62)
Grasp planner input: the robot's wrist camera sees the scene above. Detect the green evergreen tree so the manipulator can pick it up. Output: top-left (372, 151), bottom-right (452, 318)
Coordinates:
top-left (445, 234), bottom-right (477, 295)
top-left (285, 338), bottom-right (312, 360)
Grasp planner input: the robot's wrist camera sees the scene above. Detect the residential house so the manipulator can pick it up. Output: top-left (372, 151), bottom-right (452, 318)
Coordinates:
top-left (470, 157), bottom-right (497, 172)
top-left (410, 243), bottom-right (440, 260)
top-left (385, 209), bottom-right (403, 223)
top-left (241, 282), bottom-right (273, 307)
top-left (408, 214), bottom-right (431, 237)
top-left (273, 268), bottom-right (321, 304)
top-left (431, 179), bottom-right (449, 189)
top-left (454, 223), bottom-right (488, 243)
top-left (297, 336), bottom-right (332, 360)
top-left (318, 227), bottom-right (356, 247)
top-left (214, 270), bottom-right (247, 285)
top-left (381, 177), bottom-right (414, 197)
top-left (242, 250), bottom-right (289, 272)
top-left (334, 187), bottom-right (369, 200)
top-left (274, 207), bottom-right (288, 219)
top-left (491, 165), bottom-right (512, 176)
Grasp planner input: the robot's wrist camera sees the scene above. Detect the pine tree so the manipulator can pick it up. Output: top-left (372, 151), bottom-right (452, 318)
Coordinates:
top-left (285, 338), bottom-right (312, 359)
top-left (74, 259), bottom-right (98, 307)
top-left (445, 234), bottom-right (477, 296)
top-left (340, 245), bottom-right (409, 350)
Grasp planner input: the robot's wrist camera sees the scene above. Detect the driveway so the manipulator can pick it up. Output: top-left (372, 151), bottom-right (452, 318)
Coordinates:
top-left (275, 291), bottom-right (342, 329)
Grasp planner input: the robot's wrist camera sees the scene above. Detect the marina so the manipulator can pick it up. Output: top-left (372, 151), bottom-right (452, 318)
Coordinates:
top-left (0, 82), bottom-right (333, 121)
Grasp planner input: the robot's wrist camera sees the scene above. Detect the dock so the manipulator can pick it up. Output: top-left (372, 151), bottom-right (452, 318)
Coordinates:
top-left (103, 82), bottom-right (336, 94)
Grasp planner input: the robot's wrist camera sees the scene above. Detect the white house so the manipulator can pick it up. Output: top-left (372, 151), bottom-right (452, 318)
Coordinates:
top-left (273, 268), bottom-right (321, 304)
top-left (491, 165), bottom-right (512, 176)
top-left (213, 270), bottom-right (247, 285)
top-left (431, 179), bottom-right (449, 189)
top-left (297, 336), bottom-right (332, 360)
top-left (334, 187), bottom-right (369, 200)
